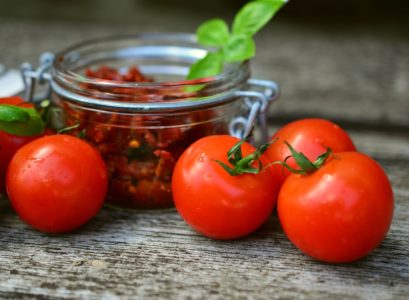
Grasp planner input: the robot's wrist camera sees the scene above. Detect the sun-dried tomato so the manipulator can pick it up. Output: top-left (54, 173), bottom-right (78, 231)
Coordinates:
top-left (59, 65), bottom-right (226, 209)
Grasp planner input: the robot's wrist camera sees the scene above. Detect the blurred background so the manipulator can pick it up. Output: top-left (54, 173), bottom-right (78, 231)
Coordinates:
top-left (1, 0), bottom-right (408, 128)
top-left (1, 0), bottom-right (408, 31)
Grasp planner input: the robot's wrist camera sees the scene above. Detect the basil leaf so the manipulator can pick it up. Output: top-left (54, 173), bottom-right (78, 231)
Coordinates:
top-left (186, 52), bottom-right (224, 80)
top-left (223, 35), bottom-right (255, 62)
top-left (187, 0), bottom-right (287, 80)
top-left (232, 0), bottom-right (287, 37)
top-left (0, 105), bottom-right (30, 123)
top-left (197, 18), bottom-right (229, 46)
top-left (0, 105), bottom-right (45, 136)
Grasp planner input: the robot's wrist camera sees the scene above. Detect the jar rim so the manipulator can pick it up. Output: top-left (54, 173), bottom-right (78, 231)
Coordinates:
top-left (53, 32), bottom-right (248, 88)
top-left (51, 33), bottom-right (251, 112)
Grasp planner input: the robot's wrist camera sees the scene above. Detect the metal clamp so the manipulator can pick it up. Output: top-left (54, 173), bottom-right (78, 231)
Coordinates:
top-left (229, 79), bottom-right (280, 142)
top-left (20, 52), bottom-right (54, 103)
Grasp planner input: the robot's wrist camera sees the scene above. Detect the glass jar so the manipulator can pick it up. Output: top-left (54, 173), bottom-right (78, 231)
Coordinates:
top-left (22, 33), bottom-right (279, 209)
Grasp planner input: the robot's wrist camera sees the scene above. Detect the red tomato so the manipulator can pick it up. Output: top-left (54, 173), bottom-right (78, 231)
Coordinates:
top-left (0, 96), bottom-right (32, 107)
top-left (6, 135), bottom-right (108, 233)
top-left (0, 97), bottom-right (40, 194)
top-left (278, 151), bottom-right (394, 263)
top-left (172, 135), bottom-right (280, 239)
top-left (265, 118), bottom-right (356, 185)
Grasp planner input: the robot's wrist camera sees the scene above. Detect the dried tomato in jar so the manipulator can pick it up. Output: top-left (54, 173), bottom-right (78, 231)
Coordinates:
top-left (50, 34), bottom-right (274, 209)
top-left (60, 68), bottom-right (224, 208)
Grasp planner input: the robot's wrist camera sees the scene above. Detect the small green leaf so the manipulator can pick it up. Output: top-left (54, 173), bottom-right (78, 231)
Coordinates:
top-left (223, 35), bottom-right (255, 62)
top-left (197, 18), bottom-right (229, 46)
top-left (313, 148), bottom-right (332, 168)
top-left (232, 0), bottom-right (287, 37)
top-left (284, 141), bottom-right (317, 173)
top-left (214, 137), bottom-right (273, 176)
top-left (0, 105), bottom-right (30, 123)
top-left (186, 52), bottom-right (224, 80)
top-left (278, 141), bottom-right (332, 175)
top-left (227, 137), bottom-right (248, 164)
top-left (187, 0), bottom-right (287, 80)
top-left (0, 105), bottom-right (45, 137)
top-left (58, 123), bottom-right (80, 134)
top-left (214, 160), bottom-right (236, 176)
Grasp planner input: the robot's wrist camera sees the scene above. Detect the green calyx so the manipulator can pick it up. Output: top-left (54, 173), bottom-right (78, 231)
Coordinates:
top-left (57, 123), bottom-right (80, 135)
top-left (278, 141), bottom-right (332, 175)
top-left (0, 104), bottom-right (45, 136)
top-left (187, 0), bottom-right (288, 80)
top-left (215, 137), bottom-right (273, 176)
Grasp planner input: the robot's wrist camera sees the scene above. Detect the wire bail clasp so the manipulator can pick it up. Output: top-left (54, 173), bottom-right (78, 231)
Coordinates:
top-left (20, 52), bottom-right (54, 103)
top-left (229, 79), bottom-right (280, 143)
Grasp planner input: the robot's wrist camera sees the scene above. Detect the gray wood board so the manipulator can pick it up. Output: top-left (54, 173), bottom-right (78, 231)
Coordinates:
top-left (0, 128), bottom-right (408, 300)
top-left (0, 18), bottom-right (408, 127)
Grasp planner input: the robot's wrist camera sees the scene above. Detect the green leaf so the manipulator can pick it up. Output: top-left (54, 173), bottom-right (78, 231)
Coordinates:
top-left (0, 105), bottom-right (30, 123)
top-left (227, 137), bottom-right (247, 165)
top-left (0, 105), bottom-right (45, 136)
top-left (214, 160), bottom-right (236, 176)
top-left (214, 137), bottom-right (273, 176)
top-left (223, 34), bottom-right (255, 62)
top-left (313, 148), bottom-right (332, 168)
top-left (284, 141), bottom-right (317, 173)
top-left (197, 18), bottom-right (229, 46)
top-left (232, 0), bottom-right (287, 37)
top-left (186, 0), bottom-right (287, 80)
top-left (280, 141), bottom-right (332, 175)
top-left (186, 52), bottom-right (224, 80)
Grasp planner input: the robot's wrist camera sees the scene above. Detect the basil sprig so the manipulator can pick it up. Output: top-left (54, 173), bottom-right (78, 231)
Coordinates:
top-left (0, 105), bottom-right (45, 136)
top-left (187, 0), bottom-right (288, 80)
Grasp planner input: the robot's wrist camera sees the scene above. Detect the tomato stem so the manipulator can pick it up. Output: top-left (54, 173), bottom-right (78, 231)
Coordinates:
top-left (58, 123), bottom-right (80, 134)
top-left (274, 141), bottom-right (332, 175)
top-left (215, 137), bottom-right (275, 176)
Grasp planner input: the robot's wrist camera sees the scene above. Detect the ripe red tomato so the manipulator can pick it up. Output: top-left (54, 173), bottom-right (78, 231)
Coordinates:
top-left (278, 151), bottom-right (394, 263)
top-left (6, 134), bottom-right (108, 233)
top-left (0, 97), bottom-right (41, 194)
top-left (172, 135), bottom-right (280, 239)
top-left (264, 118), bottom-right (356, 185)
top-left (0, 131), bottom-right (41, 194)
top-left (0, 96), bottom-right (32, 107)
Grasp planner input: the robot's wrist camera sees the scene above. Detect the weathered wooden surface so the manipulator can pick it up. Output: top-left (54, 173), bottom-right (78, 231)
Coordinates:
top-left (1, 7), bottom-right (409, 299)
top-left (0, 128), bottom-right (408, 300)
top-left (1, 15), bottom-right (408, 127)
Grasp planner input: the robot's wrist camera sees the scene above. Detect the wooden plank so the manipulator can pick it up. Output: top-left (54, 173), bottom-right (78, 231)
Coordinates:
top-left (0, 18), bottom-right (408, 127)
top-left (256, 25), bottom-right (409, 128)
top-left (0, 129), bottom-right (408, 299)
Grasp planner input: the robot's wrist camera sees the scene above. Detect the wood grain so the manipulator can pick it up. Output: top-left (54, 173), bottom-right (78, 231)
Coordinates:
top-left (0, 128), bottom-right (408, 300)
top-left (0, 17), bottom-right (408, 127)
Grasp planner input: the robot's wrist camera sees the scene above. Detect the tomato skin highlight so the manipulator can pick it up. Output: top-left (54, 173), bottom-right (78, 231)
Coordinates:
top-left (278, 151), bottom-right (394, 263)
top-left (6, 135), bottom-right (108, 233)
top-left (172, 135), bottom-right (280, 240)
top-left (265, 118), bottom-right (356, 185)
